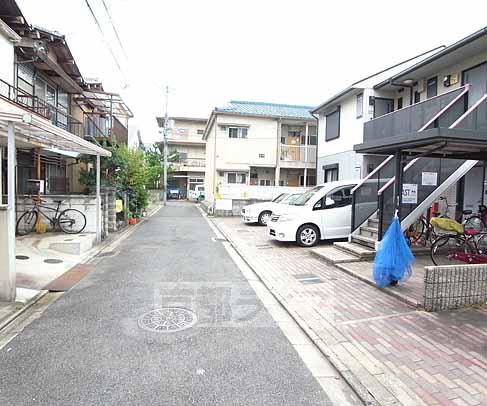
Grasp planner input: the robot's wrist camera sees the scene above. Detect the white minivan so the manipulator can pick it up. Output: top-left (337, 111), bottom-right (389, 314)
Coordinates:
top-left (267, 180), bottom-right (358, 247)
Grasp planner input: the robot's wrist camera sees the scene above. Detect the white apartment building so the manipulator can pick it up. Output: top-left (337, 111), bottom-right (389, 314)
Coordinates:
top-left (203, 101), bottom-right (317, 204)
top-left (156, 117), bottom-right (207, 198)
top-left (313, 47), bottom-right (444, 183)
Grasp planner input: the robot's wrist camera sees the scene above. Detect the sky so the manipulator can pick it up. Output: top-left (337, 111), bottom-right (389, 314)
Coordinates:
top-left (16, 0), bottom-right (487, 145)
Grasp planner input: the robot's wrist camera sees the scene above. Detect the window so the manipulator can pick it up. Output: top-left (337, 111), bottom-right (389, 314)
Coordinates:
top-left (178, 152), bottom-right (188, 161)
top-left (397, 97), bottom-right (403, 110)
top-left (280, 136), bottom-right (286, 144)
top-left (259, 179), bottom-right (271, 186)
top-left (427, 77), bottom-right (438, 99)
top-left (325, 107), bottom-right (340, 141)
top-left (300, 175), bottom-right (316, 186)
top-left (323, 187), bottom-right (353, 209)
top-left (323, 164), bottom-right (339, 183)
top-left (227, 172), bottom-right (247, 184)
top-left (356, 93), bottom-right (363, 118)
top-left (197, 129), bottom-right (204, 135)
top-left (259, 153), bottom-right (265, 158)
top-left (300, 135), bottom-right (317, 145)
top-left (414, 91), bottom-right (421, 104)
top-left (228, 127), bottom-right (248, 139)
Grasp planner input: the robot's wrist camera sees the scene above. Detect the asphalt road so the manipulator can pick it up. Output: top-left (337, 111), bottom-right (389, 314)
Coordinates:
top-left (0, 202), bottom-right (336, 405)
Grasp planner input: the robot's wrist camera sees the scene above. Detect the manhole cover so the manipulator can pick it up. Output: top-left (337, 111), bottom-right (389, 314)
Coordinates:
top-left (16, 255), bottom-right (29, 260)
top-left (44, 258), bottom-right (63, 264)
top-left (138, 308), bottom-right (197, 333)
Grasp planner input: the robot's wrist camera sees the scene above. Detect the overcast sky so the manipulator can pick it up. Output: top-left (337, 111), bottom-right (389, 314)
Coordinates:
top-left (17, 0), bottom-right (487, 144)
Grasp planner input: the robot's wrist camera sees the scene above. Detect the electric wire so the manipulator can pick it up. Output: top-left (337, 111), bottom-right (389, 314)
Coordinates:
top-left (100, 0), bottom-right (129, 60)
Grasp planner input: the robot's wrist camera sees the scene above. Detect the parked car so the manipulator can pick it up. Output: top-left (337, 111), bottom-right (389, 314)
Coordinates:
top-left (241, 193), bottom-right (302, 226)
top-left (190, 185), bottom-right (205, 201)
top-left (267, 180), bottom-right (358, 247)
top-left (168, 188), bottom-right (182, 199)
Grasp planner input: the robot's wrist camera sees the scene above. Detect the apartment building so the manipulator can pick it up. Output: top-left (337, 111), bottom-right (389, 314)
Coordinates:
top-left (203, 101), bottom-right (317, 204)
top-left (156, 116), bottom-right (207, 198)
top-left (0, 0), bottom-right (132, 195)
top-left (313, 48), bottom-right (444, 183)
top-left (349, 27), bottom-right (487, 247)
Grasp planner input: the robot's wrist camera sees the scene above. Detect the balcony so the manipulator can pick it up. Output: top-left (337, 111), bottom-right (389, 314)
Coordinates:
top-left (279, 144), bottom-right (316, 168)
top-left (0, 78), bottom-right (83, 137)
top-left (173, 158), bottom-right (206, 172)
top-left (361, 86), bottom-right (467, 148)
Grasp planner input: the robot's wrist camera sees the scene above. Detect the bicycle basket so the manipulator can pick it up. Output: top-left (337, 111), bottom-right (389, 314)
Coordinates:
top-left (430, 217), bottom-right (464, 235)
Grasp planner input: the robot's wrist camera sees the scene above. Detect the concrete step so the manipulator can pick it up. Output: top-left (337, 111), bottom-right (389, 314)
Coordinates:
top-left (48, 234), bottom-right (96, 255)
top-left (359, 226), bottom-right (378, 238)
top-left (350, 234), bottom-right (377, 250)
top-left (310, 246), bottom-right (360, 265)
top-left (367, 218), bottom-right (379, 227)
top-left (334, 241), bottom-right (375, 260)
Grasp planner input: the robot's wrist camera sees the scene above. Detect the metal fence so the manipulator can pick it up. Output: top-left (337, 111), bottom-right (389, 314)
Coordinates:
top-left (423, 265), bottom-right (487, 311)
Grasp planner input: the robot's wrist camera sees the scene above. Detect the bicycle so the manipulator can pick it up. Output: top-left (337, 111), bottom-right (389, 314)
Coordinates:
top-left (16, 198), bottom-right (87, 236)
top-left (463, 204), bottom-right (487, 231)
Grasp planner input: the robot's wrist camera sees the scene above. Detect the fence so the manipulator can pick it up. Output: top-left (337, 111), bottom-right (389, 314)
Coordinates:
top-left (423, 265), bottom-right (487, 311)
top-left (280, 145), bottom-right (316, 163)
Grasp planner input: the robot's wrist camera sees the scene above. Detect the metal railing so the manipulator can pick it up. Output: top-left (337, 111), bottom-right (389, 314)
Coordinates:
top-left (364, 86), bottom-right (468, 143)
top-left (280, 145), bottom-right (316, 163)
top-left (174, 158), bottom-right (206, 168)
top-left (0, 77), bottom-right (83, 137)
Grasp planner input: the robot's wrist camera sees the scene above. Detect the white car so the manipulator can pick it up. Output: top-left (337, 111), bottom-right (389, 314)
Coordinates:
top-left (241, 193), bottom-right (302, 226)
top-left (267, 180), bottom-right (358, 247)
top-left (190, 185), bottom-right (205, 200)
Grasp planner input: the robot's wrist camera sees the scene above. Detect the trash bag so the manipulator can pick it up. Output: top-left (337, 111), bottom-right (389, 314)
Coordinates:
top-left (373, 217), bottom-right (414, 288)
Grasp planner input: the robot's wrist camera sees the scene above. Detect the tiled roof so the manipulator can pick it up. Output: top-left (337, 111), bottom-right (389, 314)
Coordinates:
top-left (215, 100), bottom-right (314, 120)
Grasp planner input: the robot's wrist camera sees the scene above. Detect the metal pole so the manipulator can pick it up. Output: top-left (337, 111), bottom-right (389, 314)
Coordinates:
top-left (96, 154), bottom-right (101, 243)
top-left (303, 123), bottom-right (309, 187)
top-left (0, 147), bottom-right (3, 203)
top-left (163, 86), bottom-right (169, 206)
top-left (394, 150), bottom-right (403, 219)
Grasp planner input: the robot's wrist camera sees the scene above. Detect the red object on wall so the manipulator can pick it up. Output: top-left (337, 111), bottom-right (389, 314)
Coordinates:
top-left (129, 218), bottom-right (137, 225)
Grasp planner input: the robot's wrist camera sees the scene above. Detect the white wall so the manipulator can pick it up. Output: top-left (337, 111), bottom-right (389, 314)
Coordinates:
top-left (0, 31), bottom-right (15, 85)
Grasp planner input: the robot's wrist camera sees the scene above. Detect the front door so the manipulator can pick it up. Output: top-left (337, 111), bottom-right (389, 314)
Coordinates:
top-left (374, 98), bottom-right (394, 118)
top-left (463, 62), bottom-right (487, 107)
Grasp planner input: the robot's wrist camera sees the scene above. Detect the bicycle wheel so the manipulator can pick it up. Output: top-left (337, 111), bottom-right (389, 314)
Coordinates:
top-left (475, 233), bottom-right (487, 255)
top-left (58, 209), bottom-right (86, 234)
top-left (464, 216), bottom-right (484, 232)
top-left (407, 219), bottom-right (426, 245)
top-left (430, 235), bottom-right (475, 266)
top-left (16, 210), bottom-right (39, 236)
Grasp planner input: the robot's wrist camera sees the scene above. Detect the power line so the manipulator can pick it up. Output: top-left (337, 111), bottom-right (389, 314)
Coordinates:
top-left (100, 0), bottom-right (129, 60)
top-left (83, 0), bottom-right (127, 83)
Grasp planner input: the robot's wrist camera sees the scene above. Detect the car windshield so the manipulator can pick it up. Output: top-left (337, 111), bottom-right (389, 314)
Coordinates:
top-left (272, 193), bottom-right (289, 203)
top-left (292, 186), bottom-right (324, 206)
top-left (285, 194), bottom-right (303, 205)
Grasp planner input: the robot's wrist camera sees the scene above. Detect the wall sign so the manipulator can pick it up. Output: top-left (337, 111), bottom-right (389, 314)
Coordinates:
top-left (402, 183), bottom-right (418, 204)
top-left (422, 171), bottom-right (438, 186)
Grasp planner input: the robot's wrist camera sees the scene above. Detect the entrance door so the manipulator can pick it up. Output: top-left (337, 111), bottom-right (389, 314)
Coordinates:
top-left (374, 98), bottom-right (394, 118)
top-left (463, 63), bottom-right (487, 107)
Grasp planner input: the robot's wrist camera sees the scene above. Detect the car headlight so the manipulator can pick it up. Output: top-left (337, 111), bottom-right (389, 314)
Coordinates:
top-left (279, 213), bottom-right (297, 222)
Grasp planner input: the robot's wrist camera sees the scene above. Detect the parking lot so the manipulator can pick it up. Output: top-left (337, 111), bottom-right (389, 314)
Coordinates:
top-left (212, 215), bottom-right (487, 406)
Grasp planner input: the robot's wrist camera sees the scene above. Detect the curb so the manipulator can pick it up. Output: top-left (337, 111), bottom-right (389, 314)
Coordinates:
top-left (207, 216), bottom-right (379, 406)
top-left (308, 250), bottom-right (421, 309)
top-left (0, 289), bottom-right (49, 333)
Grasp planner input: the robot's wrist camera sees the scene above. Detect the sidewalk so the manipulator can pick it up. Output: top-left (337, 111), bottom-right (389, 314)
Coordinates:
top-left (213, 217), bottom-right (487, 406)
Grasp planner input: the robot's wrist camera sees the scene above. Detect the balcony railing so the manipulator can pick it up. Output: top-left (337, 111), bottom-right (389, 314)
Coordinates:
top-left (364, 86), bottom-right (467, 144)
top-left (174, 158), bottom-right (206, 169)
top-left (280, 145), bottom-right (316, 163)
top-left (0, 77), bottom-right (83, 137)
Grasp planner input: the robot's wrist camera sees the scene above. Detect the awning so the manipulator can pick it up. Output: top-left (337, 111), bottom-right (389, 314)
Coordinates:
top-left (0, 111), bottom-right (111, 156)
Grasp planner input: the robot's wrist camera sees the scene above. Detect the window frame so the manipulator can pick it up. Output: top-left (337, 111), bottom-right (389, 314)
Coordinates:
top-left (325, 107), bottom-right (340, 141)
top-left (323, 164), bottom-right (339, 183)
top-left (426, 77), bottom-right (438, 99)
top-left (226, 172), bottom-right (247, 185)
top-left (397, 97), bottom-right (403, 110)
top-left (228, 126), bottom-right (248, 139)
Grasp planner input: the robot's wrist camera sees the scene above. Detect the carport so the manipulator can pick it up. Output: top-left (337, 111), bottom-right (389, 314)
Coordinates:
top-left (0, 111), bottom-right (111, 301)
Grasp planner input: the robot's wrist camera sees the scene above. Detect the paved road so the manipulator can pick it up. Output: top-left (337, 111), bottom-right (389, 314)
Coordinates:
top-left (0, 203), bottom-right (339, 405)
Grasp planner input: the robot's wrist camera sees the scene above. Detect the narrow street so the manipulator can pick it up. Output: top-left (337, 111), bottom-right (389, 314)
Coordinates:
top-left (0, 202), bottom-right (359, 406)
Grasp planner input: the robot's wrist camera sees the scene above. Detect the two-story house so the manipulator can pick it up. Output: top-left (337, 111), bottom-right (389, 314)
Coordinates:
top-left (156, 116), bottom-right (207, 198)
top-left (203, 101), bottom-right (317, 205)
top-left (348, 27), bottom-right (487, 248)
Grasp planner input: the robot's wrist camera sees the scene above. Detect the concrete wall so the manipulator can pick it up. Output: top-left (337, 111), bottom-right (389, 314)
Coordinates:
top-left (0, 31), bottom-right (14, 84)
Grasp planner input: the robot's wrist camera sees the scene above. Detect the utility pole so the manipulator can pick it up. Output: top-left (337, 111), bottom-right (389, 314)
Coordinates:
top-left (163, 85), bottom-right (169, 206)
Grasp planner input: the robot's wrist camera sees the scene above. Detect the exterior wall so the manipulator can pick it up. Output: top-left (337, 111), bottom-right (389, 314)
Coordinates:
top-left (317, 151), bottom-right (364, 182)
top-left (0, 31), bottom-right (14, 84)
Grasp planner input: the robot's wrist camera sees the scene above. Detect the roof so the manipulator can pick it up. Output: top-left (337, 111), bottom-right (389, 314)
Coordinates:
top-left (374, 27), bottom-right (487, 89)
top-left (155, 116), bottom-right (207, 128)
top-left (215, 100), bottom-right (315, 120)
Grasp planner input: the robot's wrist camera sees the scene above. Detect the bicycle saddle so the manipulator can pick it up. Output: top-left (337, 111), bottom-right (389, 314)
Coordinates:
top-left (462, 210), bottom-right (473, 215)
top-left (53, 200), bottom-right (65, 204)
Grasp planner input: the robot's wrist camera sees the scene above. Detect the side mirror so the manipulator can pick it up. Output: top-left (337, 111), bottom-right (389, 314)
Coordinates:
top-left (325, 197), bottom-right (335, 207)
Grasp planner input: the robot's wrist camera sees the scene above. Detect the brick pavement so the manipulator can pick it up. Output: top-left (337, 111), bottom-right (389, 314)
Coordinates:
top-left (213, 217), bottom-right (487, 406)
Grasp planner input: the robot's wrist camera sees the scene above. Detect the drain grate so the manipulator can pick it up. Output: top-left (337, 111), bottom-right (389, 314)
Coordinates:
top-left (294, 273), bottom-right (323, 284)
top-left (16, 255), bottom-right (29, 260)
top-left (212, 237), bottom-right (227, 242)
top-left (138, 308), bottom-right (198, 333)
top-left (44, 258), bottom-right (63, 264)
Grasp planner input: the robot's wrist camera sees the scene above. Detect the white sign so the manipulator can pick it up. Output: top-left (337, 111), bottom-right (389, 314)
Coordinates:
top-left (402, 183), bottom-right (418, 204)
top-left (422, 171), bottom-right (438, 186)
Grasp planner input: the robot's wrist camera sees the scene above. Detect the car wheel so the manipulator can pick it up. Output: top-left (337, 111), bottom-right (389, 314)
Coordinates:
top-left (258, 211), bottom-right (272, 226)
top-left (296, 224), bottom-right (319, 247)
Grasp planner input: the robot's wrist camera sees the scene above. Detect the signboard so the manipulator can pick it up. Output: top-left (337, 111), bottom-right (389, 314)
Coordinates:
top-left (402, 183), bottom-right (418, 204)
top-left (422, 171), bottom-right (438, 186)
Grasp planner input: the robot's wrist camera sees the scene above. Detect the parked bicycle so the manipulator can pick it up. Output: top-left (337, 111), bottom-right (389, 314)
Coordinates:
top-left (16, 198), bottom-right (87, 236)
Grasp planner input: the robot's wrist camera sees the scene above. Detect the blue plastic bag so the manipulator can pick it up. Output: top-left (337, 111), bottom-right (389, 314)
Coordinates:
top-left (373, 217), bottom-right (414, 288)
